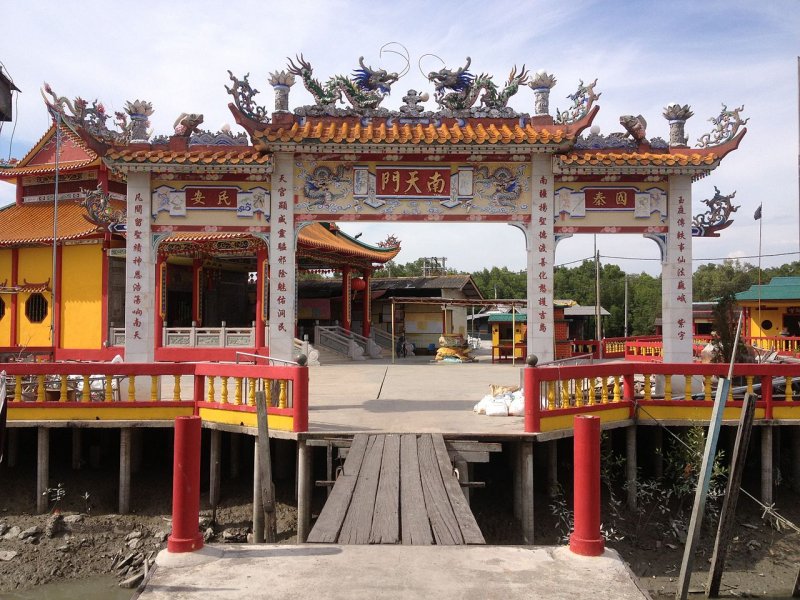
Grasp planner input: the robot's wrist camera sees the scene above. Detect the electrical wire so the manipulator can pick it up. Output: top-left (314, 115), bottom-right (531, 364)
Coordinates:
top-left (0, 60), bottom-right (19, 161)
top-left (634, 399), bottom-right (800, 533)
top-left (601, 250), bottom-right (800, 263)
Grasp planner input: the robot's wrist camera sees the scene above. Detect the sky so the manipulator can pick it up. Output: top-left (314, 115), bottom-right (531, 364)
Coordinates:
top-left (0, 1), bottom-right (798, 276)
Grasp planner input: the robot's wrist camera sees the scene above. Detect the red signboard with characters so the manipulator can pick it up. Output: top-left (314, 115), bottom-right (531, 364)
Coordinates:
top-left (185, 187), bottom-right (238, 209)
top-left (584, 188), bottom-right (634, 210)
top-left (376, 167), bottom-right (450, 197)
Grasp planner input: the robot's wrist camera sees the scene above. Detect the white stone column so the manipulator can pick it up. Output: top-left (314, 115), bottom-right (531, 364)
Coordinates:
top-left (268, 153), bottom-right (296, 362)
top-left (527, 155), bottom-right (555, 363)
top-left (661, 175), bottom-right (693, 363)
top-left (124, 171), bottom-right (155, 362)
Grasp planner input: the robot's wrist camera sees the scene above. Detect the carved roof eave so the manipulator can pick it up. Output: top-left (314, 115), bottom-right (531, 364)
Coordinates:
top-left (103, 158), bottom-right (272, 175)
top-left (230, 104), bottom-right (599, 158)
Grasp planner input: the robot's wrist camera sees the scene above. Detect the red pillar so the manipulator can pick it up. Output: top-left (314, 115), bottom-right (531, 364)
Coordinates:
top-left (341, 266), bottom-right (351, 332)
top-left (52, 245), bottom-right (62, 357)
top-left (191, 259), bottom-right (202, 326)
top-left (570, 415), bottom-right (604, 556)
top-left (293, 365), bottom-right (309, 433)
top-left (101, 235), bottom-right (110, 347)
top-left (361, 269), bottom-right (371, 338)
top-left (155, 256), bottom-right (165, 350)
top-left (167, 415), bottom-right (204, 553)
top-left (255, 247), bottom-right (267, 349)
top-left (523, 360), bottom-right (541, 433)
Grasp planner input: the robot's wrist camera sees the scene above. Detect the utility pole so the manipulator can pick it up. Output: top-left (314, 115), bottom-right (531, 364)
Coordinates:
top-left (624, 275), bottom-right (629, 338)
top-left (594, 236), bottom-right (602, 359)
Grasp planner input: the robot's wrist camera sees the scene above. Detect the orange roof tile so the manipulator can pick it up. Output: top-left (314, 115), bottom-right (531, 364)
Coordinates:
top-left (298, 223), bottom-right (399, 263)
top-left (106, 148), bottom-right (271, 166)
top-left (0, 200), bottom-right (113, 246)
top-left (253, 121), bottom-right (571, 147)
top-left (557, 151), bottom-right (719, 167)
top-left (0, 123), bottom-right (100, 179)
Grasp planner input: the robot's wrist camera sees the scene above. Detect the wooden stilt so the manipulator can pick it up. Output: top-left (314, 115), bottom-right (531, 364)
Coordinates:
top-left (521, 441), bottom-right (534, 544)
top-left (71, 428), bottom-right (82, 470)
top-left (252, 440), bottom-right (264, 543)
top-left (36, 427), bottom-right (49, 514)
top-left (547, 440), bottom-right (558, 497)
top-left (210, 429), bottom-right (221, 510)
top-left (653, 426), bottom-right (663, 479)
top-left (119, 428), bottom-right (131, 515)
top-left (513, 442), bottom-right (522, 521)
top-left (7, 428), bottom-right (18, 468)
top-left (455, 458), bottom-right (470, 506)
top-left (297, 440), bottom-right (312, 542)
top-left (793, 426), bottom-right (800, 491)
top-left (230, 432), bottom-right (240, 480)
top-left (761, 425), bottom-right (774, 506)
top-left (626, 424), bottom-right (637, 511)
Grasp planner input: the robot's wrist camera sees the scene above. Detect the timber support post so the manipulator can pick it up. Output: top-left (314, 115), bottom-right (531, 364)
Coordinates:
top-left (230, 431), bottom-right (240, 480)
top-left (252, 440), bottom-right (264, 543)
top-left (626, 424), bottom-right (637, 511)
top-left (210, 429), bottom-right (221, 511)
top-left (761, 425), bottom-right (774, 506)
top-left (71, 428), bottom-right (82, 470)
top-left (297, 440), bottom-right (312, 542)
top-left (653, 426), bottom-right (664, 479)
top-left (7, 428), bottom-right (18, 468)
top-left (547, 440), bottom-right (558, 498)
top-left (36, 427), bottom-right (49, 514)
top-left (119, 427), bottom-right (132, 514)
top-left (521, 440), bottom-right (534, 544)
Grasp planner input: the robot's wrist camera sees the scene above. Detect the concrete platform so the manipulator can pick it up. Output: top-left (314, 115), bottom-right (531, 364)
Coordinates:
top-left (140, 544), bottom-right (649, 599)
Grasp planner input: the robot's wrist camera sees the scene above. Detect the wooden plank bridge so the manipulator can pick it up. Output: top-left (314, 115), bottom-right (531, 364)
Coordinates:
top-left (307, 433), bottom-right (486, 545)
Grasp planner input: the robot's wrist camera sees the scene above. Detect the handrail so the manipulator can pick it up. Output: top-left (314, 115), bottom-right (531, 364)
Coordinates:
top-left (235, 351), bottom-right (302, 367)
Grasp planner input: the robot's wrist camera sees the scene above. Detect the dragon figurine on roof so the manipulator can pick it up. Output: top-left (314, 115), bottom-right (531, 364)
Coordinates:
top-left (287, 51), bottom-right (406, 113)
top-left (425, 57), bottom-right (529, 115)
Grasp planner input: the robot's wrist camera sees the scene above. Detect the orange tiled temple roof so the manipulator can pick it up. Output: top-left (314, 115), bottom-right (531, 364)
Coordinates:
top-left (0, 200), bottom-right (117, 245)
top-left (106, 148), bottom-right (271, 166)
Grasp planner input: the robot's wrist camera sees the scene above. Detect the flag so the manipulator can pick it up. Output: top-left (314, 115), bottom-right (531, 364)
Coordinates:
top-left (754, 204), bottom-right (762, 220)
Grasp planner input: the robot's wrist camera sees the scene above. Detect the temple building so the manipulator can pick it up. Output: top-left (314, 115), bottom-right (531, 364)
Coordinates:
top-left (0, 49), bottom-right (745, 363)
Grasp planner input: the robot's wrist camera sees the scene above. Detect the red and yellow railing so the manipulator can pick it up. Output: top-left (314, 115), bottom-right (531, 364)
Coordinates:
top-left (3, 361), bottom-right (309, 432)
top-left (523, 361), bottom-right (800, 433)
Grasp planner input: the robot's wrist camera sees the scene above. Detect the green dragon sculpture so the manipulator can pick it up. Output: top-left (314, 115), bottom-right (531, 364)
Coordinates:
top-left (426, 57), bottom-right (529, 112)
top-left (287, 54), bottom-right (400, 111)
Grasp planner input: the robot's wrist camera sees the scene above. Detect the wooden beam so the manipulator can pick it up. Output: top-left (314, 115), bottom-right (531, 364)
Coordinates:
top-left (400, 434), bottom-right (433, 545)
top-left (119, 428), bottom-right (131, 515)
top-left (340, 435), bottom-right (384, 544)
top-left (210, 429), bottom-right (221, 511)
top-left (256, 391), bottom-right (277, 543)
top-left (36, 427), bottom-right (49, 514)
top-left (418, 434), bottom-right (462, 545)
top-left (369, 434), bottom-right (400, 544)
top-left (707, 393), bottom-right (756, 597)
top-left (521, 441), bottom-right (534, 544)
top-left (626, 425), bottom-right (637, 511)
top-left (431, 435), bottom-right (484, 544)
top-left (297, 440), bottom-right (312, 543)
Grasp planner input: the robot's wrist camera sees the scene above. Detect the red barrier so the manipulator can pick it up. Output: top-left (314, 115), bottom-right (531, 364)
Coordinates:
top-left (570, 415), bottom-right (604, 556)
top-left (167, 415), bottom-right (204, 553)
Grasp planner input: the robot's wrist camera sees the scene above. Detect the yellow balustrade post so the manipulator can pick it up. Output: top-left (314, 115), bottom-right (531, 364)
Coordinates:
top-left (561, 379), bottom-right (570, 408)
top-left (588, 378), bottom-right (596, 406)
top-left (60, 375), bottom-right (68, 402)
top-left (247, 378), bottom-right (256, 407)
top-left (643, 374), bottom-right (651, 401)
top-left (664, 376), bottom-right (672, 401)
top-left (128, 375), bottom-right (135, 402)
top-left (150, 376), bottom-right (158, 402)
top-left (265, 379), bottom-right (273, 406)
top-left (600, 378), bottom-right (609, 404)
top-left (547, 381), bottom-right (556, 410)
top-left (82, 374), bottom-right (90, 402)
top-left (234, 377), bottom-right (243, 406)
top-left (704, 375), bottom-right (713, 402)
top-left (745, 376), bottom-right (754, 398)
top-left (684, 375), bottom-right (692, 401)
top-left (14, 376), bottom-right (21, 402)
top-left (105, 375), bottom-right (113, 403)
top-left (279, 380), bottom-right (288, 409)
top-left (36, 375), bottom-right (45, 402)
top-left (173, 375), bottom-right (181, 402)
top-left (786, 376), bottom-right (794, 402)
top-left (612, 376), bottom-right (621, 403)
top-left (221, 377), bottom-right (229, 404)
top-left (575, 380), bottom-right (584, 407)
top-left (207, 376), bottom-right (215, 403)
top-left (728, 384), bottom-right (734, 402)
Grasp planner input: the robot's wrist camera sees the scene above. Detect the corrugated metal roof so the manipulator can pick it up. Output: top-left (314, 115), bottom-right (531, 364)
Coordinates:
top-left (736, 277), bottom-right (800, 301)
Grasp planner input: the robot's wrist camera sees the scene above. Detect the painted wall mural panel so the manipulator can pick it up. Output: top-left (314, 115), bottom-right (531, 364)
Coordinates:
top-left (151, 180), bottom-right (271, 225)
top-left (294, 160), bottom-right (531, 221)
top-left (553, 182), bottom-right (668, 233)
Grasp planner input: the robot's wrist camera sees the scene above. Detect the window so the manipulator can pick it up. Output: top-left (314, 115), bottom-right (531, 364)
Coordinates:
top-left (761, 319), bottom-right (773, 331)
top-left (25, 293), bottom-right (48, 323)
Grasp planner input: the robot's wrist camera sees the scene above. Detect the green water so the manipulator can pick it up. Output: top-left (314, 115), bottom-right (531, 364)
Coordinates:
top-left (0, 576), bottom-right (133, 600)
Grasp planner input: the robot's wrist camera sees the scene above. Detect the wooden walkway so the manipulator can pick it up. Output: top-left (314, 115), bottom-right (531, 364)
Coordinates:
top-left (307, 433), bottom-right (485, 545)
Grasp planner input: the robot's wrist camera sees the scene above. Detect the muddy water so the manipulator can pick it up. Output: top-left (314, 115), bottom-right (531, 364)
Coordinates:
top-left (0, 576), bottom-right (133, 600)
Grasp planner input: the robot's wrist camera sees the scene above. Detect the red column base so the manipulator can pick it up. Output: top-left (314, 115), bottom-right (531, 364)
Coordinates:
top-left (167, 533), bottom-right (204, 553)
top-left (569, 532), bottom-right (605, 557)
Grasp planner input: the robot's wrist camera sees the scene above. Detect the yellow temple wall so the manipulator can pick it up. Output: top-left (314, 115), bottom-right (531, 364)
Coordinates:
top-left (0, 250), bottom-right (12, 345)
top-left (18, 247), bottom-right (53, 346)
top-left (61, 243), bottom-right (103, 349)
top-left (741, 301), bottom-right (793, 337)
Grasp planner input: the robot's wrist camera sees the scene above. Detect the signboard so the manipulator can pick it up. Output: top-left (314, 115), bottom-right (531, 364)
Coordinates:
top-left (375, 167), bottom-right (451, 198)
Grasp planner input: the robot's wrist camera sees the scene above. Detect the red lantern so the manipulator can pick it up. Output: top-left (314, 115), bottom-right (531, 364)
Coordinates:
top-left (351, 277), bottom-right (367, 291)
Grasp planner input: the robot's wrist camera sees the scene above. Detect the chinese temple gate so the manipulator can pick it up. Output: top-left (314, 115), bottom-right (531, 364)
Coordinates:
top-left (0, 50), bottom-right (745, 363)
